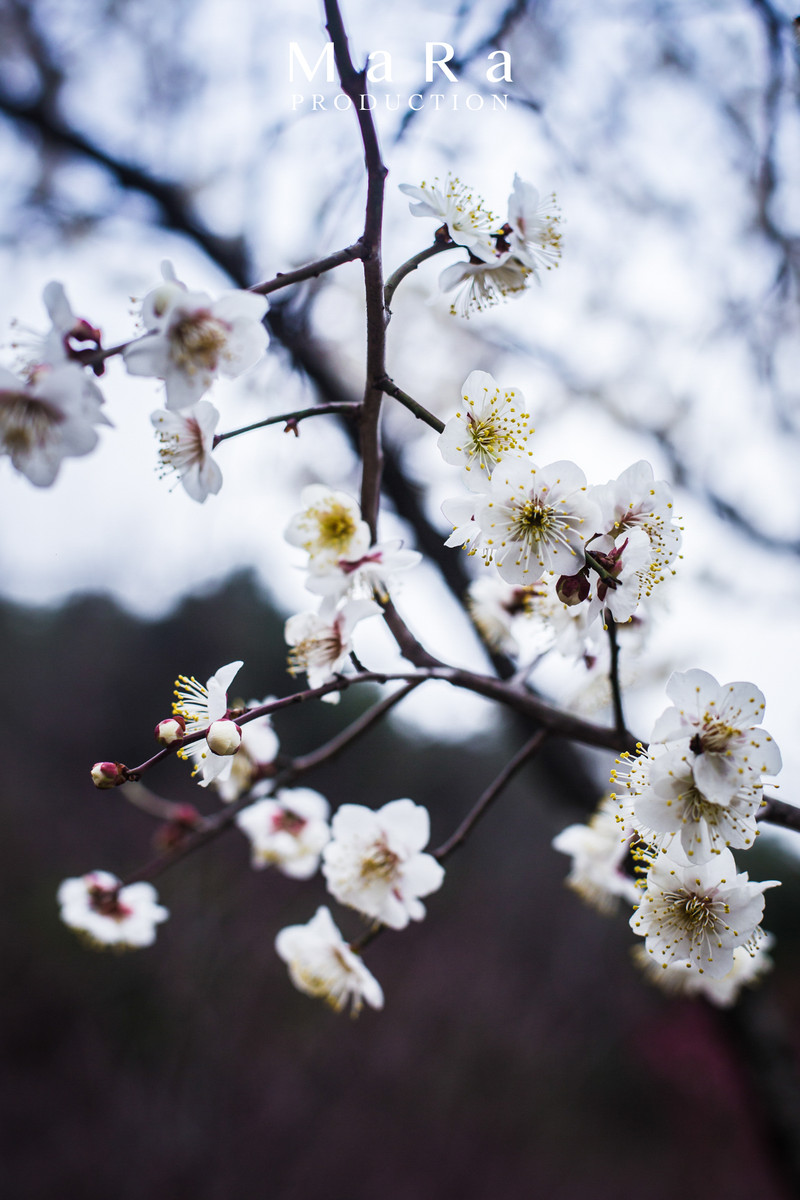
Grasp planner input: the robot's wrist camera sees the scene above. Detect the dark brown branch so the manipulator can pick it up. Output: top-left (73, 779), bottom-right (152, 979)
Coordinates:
top-left (324, 0), bottom-right (388, 540)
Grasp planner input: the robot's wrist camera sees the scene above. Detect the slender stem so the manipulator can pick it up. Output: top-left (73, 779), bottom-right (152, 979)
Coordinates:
top-left (605, 617), bottom-right (626, 734)
top-left (384, 241), bottom-right (454, 311)
top-left (378, 376), bottom-right (445, 433)
top-left (249, 242), bottom-right (366, 295)
top-left (214, 401), bottom-right (360, 447)
top-left (434, 730), bottom-right (549, 860)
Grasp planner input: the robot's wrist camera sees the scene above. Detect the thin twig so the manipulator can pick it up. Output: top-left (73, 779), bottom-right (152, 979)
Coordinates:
top-left (349, 728), bottom-right (550, 955)
top-left (434, 729), bottom-right (549, 860)
top-left (249, 242), bottom-right (366, 295)
top-left (213, 401), bottom-right (360, 447)
top-left (378, 376), bottom-right (445, 433)
top-left (384, 241), bottom-right (454, 311)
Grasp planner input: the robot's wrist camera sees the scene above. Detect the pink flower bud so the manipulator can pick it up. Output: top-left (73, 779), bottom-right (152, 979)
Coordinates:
top-left (154, 716), bottom-right (185, 745)
top-left (206, 719), bottom-right (242, 756)
top-left (91, 761), bottom-right (126, 789)
top-left (556, 571), bottom-right (590, 606)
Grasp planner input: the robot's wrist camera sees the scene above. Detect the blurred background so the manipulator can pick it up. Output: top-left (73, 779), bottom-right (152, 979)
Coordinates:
top-left (1, 0), bottom-right (800, 1195)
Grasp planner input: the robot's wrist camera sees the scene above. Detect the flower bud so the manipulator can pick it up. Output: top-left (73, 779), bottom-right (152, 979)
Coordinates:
top-left (206, 719), bottom-right (242, 756)
top-left (154, 716), bottom-right (185, 745)
top-left (556, 571), bottom-right (590, 606)
top-left (91, 761), bottom-right (126, 789)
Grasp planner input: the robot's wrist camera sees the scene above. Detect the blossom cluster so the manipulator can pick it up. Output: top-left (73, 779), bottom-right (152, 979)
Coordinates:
top-left (554, 668), bottom-right (782, 1005)
top-left (282, 484), bottom-right (420, 696)
top-left (60, 650), bottom-right (443, 1012)
top-left (400, 173), bottom-right (562, 316)
top-left (438, 370), bottom-right (681, 671)
top-left (1, 265), bottom-right (267, 500)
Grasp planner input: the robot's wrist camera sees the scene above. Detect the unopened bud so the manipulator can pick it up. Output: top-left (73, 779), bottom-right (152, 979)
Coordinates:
top-left (154, 716), bottom-right (185, 745)
top-left (556, 571), bottom-right (590, 606)
top-left (206, 719), bottom-right (242, 756)
top-left (91, 761), bottom-right (126, 789)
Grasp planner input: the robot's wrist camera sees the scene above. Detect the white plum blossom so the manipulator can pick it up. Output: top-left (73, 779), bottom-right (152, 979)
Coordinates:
top-left (123, 261), bottom-right (268, 409)
top-left (151, 400), bottom-right (222, 502)
top-left (629, 743), bottom-right (764, 862)
top-left (322, 799), bottom-right (445, 930)
top-left (276, 906), bottom-right (383, 1015)
top-left (477, 459), bottom-right (601, 584)
top-left (0, 362), bottom-right (108, 486)
top-left (437, 370), bottom-right (534, 488)
top-left (304, 540), bottom-right (421, 605)
top-left (399, 174), bottom-right (496, 251)
top-left (236, 787), bottom-right (331, 878)
top-left (172, 660), bottom-right (244, 787)
top-left (505, 175), bottom-right (563, 276)
top-left (633, 930), bottom-right (774, 1006)
top-left (553, 796), bottom-right (640, 913)
top-left (439, 253), bottom-right (530, 318)
top-left (284, 484), bottom-right (371, 566)
top-left (630, 843), bottom-right (778, 977)
top-left (591, 460), bottom-right (682, 589)
top-left (58, 871), bottom-right (168, 949)
top-left (650, 669), bottom-right (782, 804)
top-left (285, 599), bottom-right (381, 695)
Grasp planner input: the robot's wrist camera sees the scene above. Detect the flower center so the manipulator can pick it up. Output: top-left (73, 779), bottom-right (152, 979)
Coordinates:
top-left (466, 413), bottom-right (517, 465)
top-left (88, 885), bottom-right (132, 922)
top-left (169, 310), bottom-right (229, 371)
top-left (0, 389), bottom-right (63, 454)
top-left (511, 499), bottom-right (553, 543)
top-left (360, 841), bottom-right (400, 882)
top-left (288, 632), bottom-right (343, 675)
top-left (272, 810), bottom-right (307, 836)
top-left (694, 716), bottom-right (739, 755)
top-left (311, 504), bottom-right (358, 552)
top-left (665, 889), bottom-right (720, 934)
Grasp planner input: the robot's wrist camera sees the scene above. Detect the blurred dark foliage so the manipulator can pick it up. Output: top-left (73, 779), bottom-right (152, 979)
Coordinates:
top-left (2, 572), bottom-right (800, 1199)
